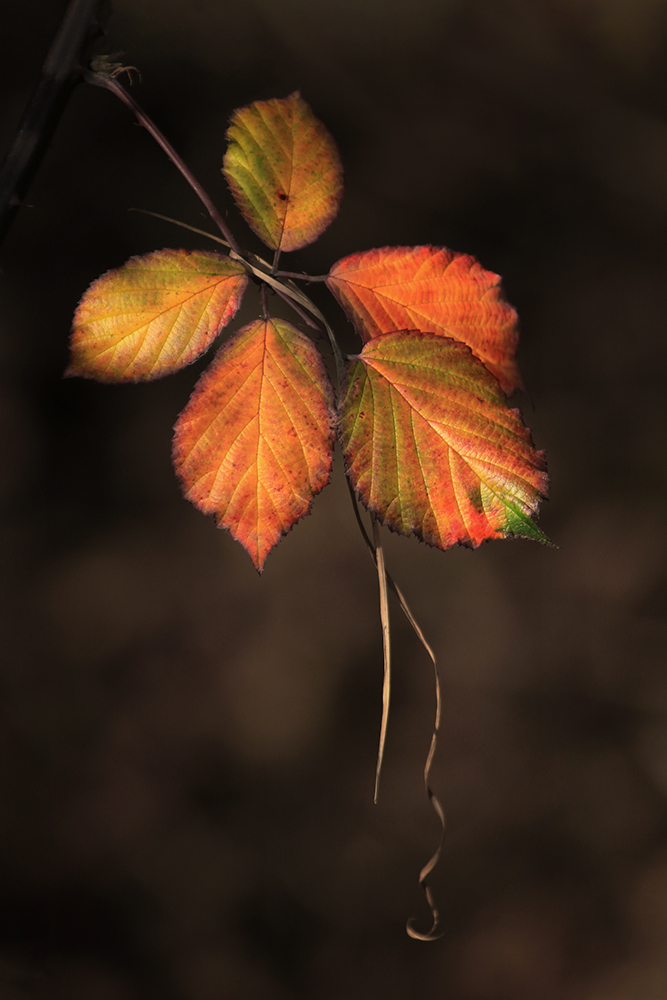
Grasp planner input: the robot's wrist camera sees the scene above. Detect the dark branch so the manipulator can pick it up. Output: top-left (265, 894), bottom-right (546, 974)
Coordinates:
top-left (0, 0), bottom-right (109, 246)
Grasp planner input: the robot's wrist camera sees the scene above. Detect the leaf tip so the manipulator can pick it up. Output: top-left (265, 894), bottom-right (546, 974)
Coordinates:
top-left (502, 506), bottom-right (554, 547)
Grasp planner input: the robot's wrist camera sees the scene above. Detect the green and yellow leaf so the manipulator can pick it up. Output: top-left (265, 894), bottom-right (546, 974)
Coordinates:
top-left (67, 249), bottom-right (248, 382)
top-left (339, 330), bottom-right (548, 550)
top-left (223, 92), bottom-right (343, 253)
top-left (173, 318), bottom-right (335, 571)
top-left (327, 245), bottom-right (522, 394)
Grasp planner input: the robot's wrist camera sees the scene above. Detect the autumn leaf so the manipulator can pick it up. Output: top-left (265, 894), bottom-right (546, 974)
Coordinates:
top-left (223, 92), bottom-right (343, 253)
top-left (327, 245), bottom-right (522, 394)
top-left (339, 330), bottom-right (548, 550)
top-left (67, 249), bottom-right (248, 382)
top-left (173, 318), bottom-right (335, 571)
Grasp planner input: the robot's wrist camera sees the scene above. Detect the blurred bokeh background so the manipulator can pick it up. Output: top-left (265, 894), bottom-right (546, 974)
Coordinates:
top-left (2, 0), bottom-right (667, 996)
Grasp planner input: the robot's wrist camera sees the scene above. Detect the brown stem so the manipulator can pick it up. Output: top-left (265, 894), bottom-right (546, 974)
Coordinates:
top-left (270, 289), bottom-right (318, 330)
top-left (346, 482), bottom-right (444, 940)
top-left (83, 69), bottom-right (244, 258)
top-left (275, 270), bottom-right (329, 282)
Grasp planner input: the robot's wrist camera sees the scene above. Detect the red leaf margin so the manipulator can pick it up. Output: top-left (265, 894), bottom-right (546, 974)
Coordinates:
top-left (173, 317), bottom-right (336, 571)
top-left (327, 245), bottom-right (523, 394)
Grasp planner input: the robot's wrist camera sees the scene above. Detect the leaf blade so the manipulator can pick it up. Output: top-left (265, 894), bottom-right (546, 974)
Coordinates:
top-left (223, 92), bottom-right (343, 253)
top-left (339, 331), bottom-right (548, 550)
top-left (173, 318), bottom-right (335, 570)
top-left (67, 249), bottom-right (248, 382)
top-left (327, 245), bottom-right (522, 394)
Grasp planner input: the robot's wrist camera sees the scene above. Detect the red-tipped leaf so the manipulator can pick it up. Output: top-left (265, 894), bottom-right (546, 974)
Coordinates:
top-left (339, 330), bottom-right (548, 550)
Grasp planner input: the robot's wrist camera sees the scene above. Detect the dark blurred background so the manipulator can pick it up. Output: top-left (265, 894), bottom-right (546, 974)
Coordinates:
top-left (2, 0), bottom-right (667, 997)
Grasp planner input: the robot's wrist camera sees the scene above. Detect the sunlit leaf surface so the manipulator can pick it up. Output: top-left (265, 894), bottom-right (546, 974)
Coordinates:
top-left (67, 249), bottom-right (248, 382)
top-left (340, 330), bottom-right (548, 550)
top-left (173, 318), bottom-right (335, 571)
top-left (223, 92), bottom-right (343, 253)
top-left (327, 245), bottom-right (522, 394)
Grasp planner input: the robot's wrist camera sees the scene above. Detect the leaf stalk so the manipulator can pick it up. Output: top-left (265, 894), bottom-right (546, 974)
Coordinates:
top-left (127, 207), bottom-right (346, 384)
top-left (83, 70), bottom-right (244, 258)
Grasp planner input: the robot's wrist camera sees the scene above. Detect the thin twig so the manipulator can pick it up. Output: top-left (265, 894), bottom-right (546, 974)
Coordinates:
top-left (290, 297), bottom-right (345, 388)
top-left (272, 288), bottom-right (320, 330)
top-left (275, 270), bottom-right (329, 282)
top-left (83, 70), bottom-right (244, 257)
top-left (128, 207), bottom-right (231, 249)
top-left (372, 518), bottom-right (392, 805)
top-left (347, 482), bottom-right (444, 940)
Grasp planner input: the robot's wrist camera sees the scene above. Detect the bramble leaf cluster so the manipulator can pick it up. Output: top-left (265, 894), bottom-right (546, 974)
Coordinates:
top-left (68, 92), bottom-right (548, 571)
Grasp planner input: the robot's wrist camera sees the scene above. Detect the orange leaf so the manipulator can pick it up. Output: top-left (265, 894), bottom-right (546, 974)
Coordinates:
top-left (340, 331), bottom-right (548, 550)
top-left (223, 92), bottom-right (343, 253)
top-left (327, 245), bottom-right (522, 394)
top-left (173, 318), bottom-right (335, 571)
top-left (67, 249), bottom-right (248, 382)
